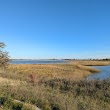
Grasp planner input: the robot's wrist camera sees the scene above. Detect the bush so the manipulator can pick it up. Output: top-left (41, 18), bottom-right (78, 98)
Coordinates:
top-left (0, 42), bottom-right (10, 68)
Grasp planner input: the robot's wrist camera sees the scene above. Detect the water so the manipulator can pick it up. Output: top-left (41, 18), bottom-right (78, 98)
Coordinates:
top-left (87, 65), bottom-right (110, 80)
top-left (10, 59), bottom-right (66, 64)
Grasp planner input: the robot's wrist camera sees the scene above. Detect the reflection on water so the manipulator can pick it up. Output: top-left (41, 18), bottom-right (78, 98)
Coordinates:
top-left (87, 65), bottom-right (110, 80)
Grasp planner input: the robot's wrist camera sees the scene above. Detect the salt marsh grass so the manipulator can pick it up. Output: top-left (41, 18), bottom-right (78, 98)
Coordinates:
top-left (0, 61), bottom-right (110, 110)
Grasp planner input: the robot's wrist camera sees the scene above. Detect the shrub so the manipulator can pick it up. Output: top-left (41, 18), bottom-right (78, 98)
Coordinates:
top-left (0, 42), bottom-right (10, 68)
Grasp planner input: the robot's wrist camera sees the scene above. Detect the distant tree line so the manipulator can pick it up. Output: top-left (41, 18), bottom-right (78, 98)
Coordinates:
top-left (102, 58), bottom-right (110, 61)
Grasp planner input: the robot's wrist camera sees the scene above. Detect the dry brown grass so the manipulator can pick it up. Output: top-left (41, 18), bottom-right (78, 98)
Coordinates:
top-left (0, 77), bottom-right (25, 86)
top-left (0, 61), bottom-right (110, 110)
top-left (69, 60), bottom-right (110, 66)
top-left (6, 63), bottom-right (100, 81)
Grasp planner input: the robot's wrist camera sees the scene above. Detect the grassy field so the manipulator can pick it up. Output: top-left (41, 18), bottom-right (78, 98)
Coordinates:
top-left (0, 60), bottom-right (110, 110)
top-left (69, 60), bottom-right (110, 66)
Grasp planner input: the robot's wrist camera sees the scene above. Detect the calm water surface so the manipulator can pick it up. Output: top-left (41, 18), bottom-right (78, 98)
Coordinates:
top-left (87, 65), bottom-right (110, 80)
top-left (10, 60), bottom-right (66, 64)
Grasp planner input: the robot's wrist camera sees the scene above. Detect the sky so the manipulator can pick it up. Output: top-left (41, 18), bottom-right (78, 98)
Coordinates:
top-left (0, 0), bottom-right (110, 59)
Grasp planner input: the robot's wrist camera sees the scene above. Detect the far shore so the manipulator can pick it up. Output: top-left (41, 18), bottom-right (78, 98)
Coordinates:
top-left (68, 60), bottom-right (110, 66)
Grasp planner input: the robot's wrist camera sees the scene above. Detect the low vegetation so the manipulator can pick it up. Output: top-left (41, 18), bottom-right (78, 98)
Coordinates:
top-left (5, 63), bottom-right (100, 81)
top-left (69, 60), bottom-right (110, 66)
top-left (0, 59), bottom-right (110, 110)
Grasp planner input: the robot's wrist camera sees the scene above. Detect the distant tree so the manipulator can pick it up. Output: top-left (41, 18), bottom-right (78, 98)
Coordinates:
top-left (0, 42), bottom-right (10, 68)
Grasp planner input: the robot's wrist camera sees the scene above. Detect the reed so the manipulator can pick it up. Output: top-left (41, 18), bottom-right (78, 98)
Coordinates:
top-left (0, 61), bottom-right (110, 110)
top-left (3, 63), bottom-right (100, 81)
top-left (69, 60), bottom-right (110, 66)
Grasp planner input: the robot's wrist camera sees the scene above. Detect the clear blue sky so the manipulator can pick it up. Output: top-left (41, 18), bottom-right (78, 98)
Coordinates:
top-left (0, 0), bottom-right (110, 59)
